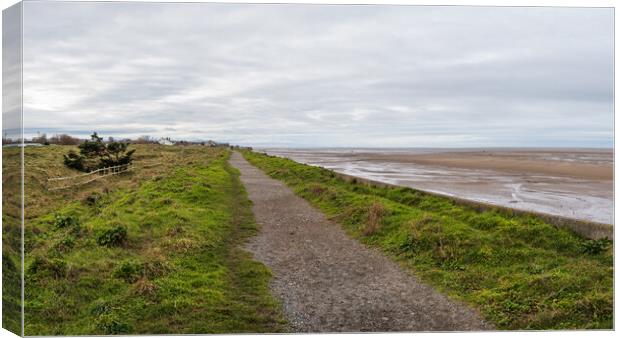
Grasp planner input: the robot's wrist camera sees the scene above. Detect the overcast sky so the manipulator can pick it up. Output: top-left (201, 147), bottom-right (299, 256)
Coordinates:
top-left (21, 2), bottom-right (613, 147)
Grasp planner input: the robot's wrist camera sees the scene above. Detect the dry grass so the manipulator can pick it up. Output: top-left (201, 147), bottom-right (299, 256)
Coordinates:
top-left (132, 278), bottom-right (158, 298)
top-left (363, 202), bottom-right (386, 236)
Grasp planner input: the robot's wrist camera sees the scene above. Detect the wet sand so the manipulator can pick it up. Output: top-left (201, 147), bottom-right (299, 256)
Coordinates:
top-left (261, 148), bottom-right (613, 225)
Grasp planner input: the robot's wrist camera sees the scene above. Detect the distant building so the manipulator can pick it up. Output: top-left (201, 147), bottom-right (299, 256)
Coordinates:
top-left (158, 137), bottom-right (175, 146)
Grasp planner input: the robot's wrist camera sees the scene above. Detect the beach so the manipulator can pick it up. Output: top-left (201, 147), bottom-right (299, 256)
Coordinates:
top-left (261, 148), bottom-right (614, 225)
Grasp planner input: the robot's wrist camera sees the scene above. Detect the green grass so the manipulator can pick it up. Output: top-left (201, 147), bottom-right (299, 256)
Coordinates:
top-left (242, 150), bottom-right (613, 330)
top-left (22, 147), bottom-right (285, 335)
top-left (2, 146), bottom-right (23, 335)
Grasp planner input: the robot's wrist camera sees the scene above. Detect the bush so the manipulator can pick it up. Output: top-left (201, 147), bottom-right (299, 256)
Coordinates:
top-left (53, 214), bottom-right (78, 229)
top-left (63, 151), bottom-right (85, 171)
top-left (53, 236), bottom-right (76, 254)
top-left (90, 300), bottom-right (132, 334)
top-left (28, 256), bottom-right (67, 279)
top-left (63, 132), bottom-right (135, 172)
top-left (96, 225), bottom-right (128, 247)
top-left (582, 239), bottom-right (611, 255)
top-left (112, 260), bottom-right (143, 283)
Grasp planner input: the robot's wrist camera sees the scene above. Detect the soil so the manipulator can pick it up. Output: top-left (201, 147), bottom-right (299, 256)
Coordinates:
top-left (229, 152), bottom-right (491, 332)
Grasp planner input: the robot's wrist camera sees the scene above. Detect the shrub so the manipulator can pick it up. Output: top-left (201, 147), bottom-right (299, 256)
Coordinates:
top-left (94, 313), bottom-right (132, 334)
top-left (143, 258), bottom-right (170, 279)
top-left (63, 132), bottom-right (135, 172)
top-left (63, 151), bottom-right (85, 171)
top-left (53, 214), bottom-right (78, 229)
top-left (90, 299), bottom-right (114, 316)
top-left (582, 238), bottom-right (611, 255)
top-left (53, 236), bottom-right (76, 254)
top-left (112, 260), bottom-right (143, 283)
top-left (28, 256), bottom-right (67, 279)
top-left (96, 225), bottom-right (128, 247)
top-left (92, 300), bottom-right (133, 334)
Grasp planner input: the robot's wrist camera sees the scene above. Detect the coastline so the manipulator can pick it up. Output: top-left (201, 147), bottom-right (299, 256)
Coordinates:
top-left (261, 148), bottom-right (613, 225)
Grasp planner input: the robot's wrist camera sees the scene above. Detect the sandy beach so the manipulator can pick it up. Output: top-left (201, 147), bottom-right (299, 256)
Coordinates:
top-left (262, 148), bottom-right (613, 225)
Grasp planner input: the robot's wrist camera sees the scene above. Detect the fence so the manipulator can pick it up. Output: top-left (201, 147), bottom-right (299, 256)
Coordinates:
top-left (47, 163), bottom-right (134, 191)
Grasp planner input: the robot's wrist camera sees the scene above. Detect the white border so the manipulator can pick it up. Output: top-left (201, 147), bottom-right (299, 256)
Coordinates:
top-left (0, 1), bottom-right (616, 338)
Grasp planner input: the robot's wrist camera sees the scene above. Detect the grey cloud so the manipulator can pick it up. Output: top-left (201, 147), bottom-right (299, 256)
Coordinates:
top-left (21, 2), bottom-right (613, 147)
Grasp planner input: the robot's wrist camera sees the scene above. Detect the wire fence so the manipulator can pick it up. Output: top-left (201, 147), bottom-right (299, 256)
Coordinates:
top-left (47, 163), bottom-right (135, 191)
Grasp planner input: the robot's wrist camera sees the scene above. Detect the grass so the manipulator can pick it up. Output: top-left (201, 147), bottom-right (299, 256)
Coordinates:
top-left (241, 150), bottom-right (613, 330)
top-left (19, 145), bottom-right (285, 335)
top-left (2, 146), bottom-right (23, 335)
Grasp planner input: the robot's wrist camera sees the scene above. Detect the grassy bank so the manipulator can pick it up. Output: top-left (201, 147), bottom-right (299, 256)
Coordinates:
top-left (241, 150), bottom-right (613, 330)
top-left (22, 146), bottom-right (285, 335)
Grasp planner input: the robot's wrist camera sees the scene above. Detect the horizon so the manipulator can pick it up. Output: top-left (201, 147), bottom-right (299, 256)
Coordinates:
top-left (7, 129), bottom-right (614, 150)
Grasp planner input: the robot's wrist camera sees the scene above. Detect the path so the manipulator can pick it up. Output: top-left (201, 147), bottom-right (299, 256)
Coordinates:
top-left (229, 152), bottom-right (491, 332)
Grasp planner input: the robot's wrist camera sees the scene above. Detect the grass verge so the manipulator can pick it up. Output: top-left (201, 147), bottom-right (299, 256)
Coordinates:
top-left (23, 147), bottom-right (285, 335)
top-left (241, 150), bottom-right (613, 330)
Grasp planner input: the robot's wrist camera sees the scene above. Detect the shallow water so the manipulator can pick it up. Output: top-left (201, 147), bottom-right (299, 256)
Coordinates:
top-left (261, 148), bottom-right (614, 225)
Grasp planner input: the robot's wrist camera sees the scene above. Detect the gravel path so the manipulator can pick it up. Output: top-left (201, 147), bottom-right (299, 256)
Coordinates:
top-left (230, 152), bottom-right (491, 332)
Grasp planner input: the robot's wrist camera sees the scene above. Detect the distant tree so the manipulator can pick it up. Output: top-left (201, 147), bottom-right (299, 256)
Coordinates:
top-left (133, 135), bottom-right (158, 144)
top-left (49, 134), bottom-right (81, 145)
top-left (32, 133), bottom-right (49, 145)
top-left (64, 132), bottom-right (135, 172)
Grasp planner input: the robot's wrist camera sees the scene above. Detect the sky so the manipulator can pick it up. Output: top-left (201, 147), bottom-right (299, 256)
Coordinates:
top-left (19, 2), bottom-right (614, 148)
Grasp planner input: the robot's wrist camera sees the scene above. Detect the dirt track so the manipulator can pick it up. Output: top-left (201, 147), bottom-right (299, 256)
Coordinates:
top-left (229, 152), bottom-right (491, 332)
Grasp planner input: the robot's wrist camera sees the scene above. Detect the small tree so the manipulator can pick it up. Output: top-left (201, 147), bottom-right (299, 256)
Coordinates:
top-left (64, 132), bottom-right (135, 172)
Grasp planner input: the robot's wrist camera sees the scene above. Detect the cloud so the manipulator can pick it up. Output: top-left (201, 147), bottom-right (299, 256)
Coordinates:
top-left (21, 2), bottom-right (613, 147)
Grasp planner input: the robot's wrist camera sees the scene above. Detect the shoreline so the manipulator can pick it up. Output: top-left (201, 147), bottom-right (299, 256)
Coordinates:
top-left (261, 148), bottom-right (613, 226)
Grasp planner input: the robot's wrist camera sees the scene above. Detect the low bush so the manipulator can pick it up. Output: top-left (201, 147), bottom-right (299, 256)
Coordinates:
top-left (94, 311), bottom-right (132, 334)
top-left (96, 225), bottom-right (128, 247)
top-left (112, 260), bottom-right (143, 283)
top-left (28, 256), bottom-right (67, 279)
top-left (53, 214), bottom-right (78, 229)
top-left (53, 236), bottom-right (76, 254)
top-left (581, 238), bottom-right (612, 255)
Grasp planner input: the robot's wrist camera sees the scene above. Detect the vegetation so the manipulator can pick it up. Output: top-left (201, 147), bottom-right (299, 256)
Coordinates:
top-left (241, 150), bottom-right (613, 330)
top-left (63, 132), bottom-right (135, 172)
top-left (22, 145), bottom-right (285, 335)
top-left (2, 145), bottom-right (22, 335)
